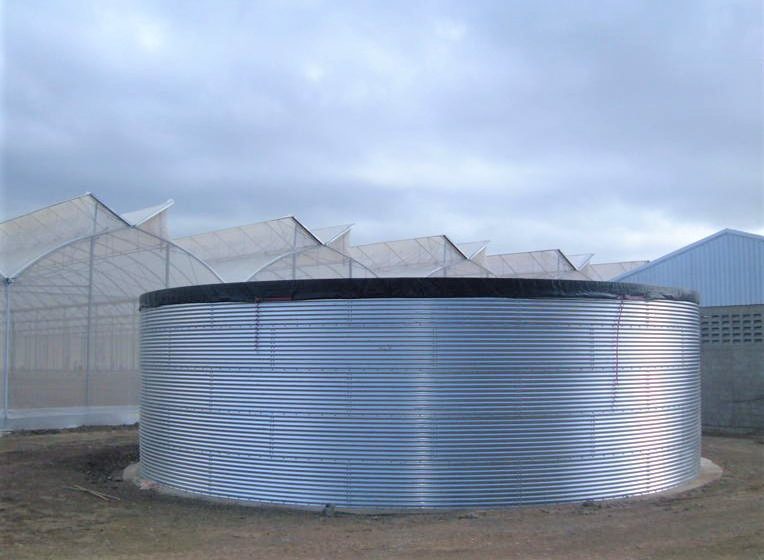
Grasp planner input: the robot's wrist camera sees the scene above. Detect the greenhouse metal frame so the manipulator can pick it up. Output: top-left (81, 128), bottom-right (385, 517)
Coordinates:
top-left (0, 194), bottom-right (221, 430)
top-left (348, 235), bottom-right (492, 277)
top-left (579, 260), bottom-right (649, 281)
top-left (311, 224), bottom-right (353, 252)
top-left (483, 249), bottom-right (582, 279)
top-left (175, 218), bottom-right (376, 282)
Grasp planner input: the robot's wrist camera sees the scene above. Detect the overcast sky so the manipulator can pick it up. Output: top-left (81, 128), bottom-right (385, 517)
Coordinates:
top-left (2, 1), bottom-right (762, 261)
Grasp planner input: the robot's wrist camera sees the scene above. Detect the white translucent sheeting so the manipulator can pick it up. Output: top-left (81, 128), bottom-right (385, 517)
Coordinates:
top-left (485, 250), bottom-right (577, 278)
top-left (0, 193), bottom-right (126, 278)
top-left (437, 259), bottom-right (494, 278)
top-left (457, 241), bottom-right (489, 266)
top-left (175, 217), bottom-right (322, 282)
top-left (311, 224), bottom-right (353, 252)
top-left (121, 200), bottom-right (173, 238)
top-left (2, 224), bottom-right (220, 430)
top-left (581, 261), bottom-right (649, 281)
top-left (250, 245), bottom-right (376, 281)
top-left (565, 253), bottom-right (594, 271)
top-left (137, 211), bottom-right (169, 238)
top-left (349, 236), bottom-right (493, 277)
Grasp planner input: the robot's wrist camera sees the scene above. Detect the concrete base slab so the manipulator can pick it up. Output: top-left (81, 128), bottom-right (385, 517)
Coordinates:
top-left (652, 458), bottom-right (723, 498)
top-left (1, 406), bottom-right (139, 432)
top-left (124, 457), bottom-right (724, 515)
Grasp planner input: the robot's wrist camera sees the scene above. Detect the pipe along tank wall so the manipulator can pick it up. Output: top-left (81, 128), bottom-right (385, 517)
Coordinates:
top-left (138, 278), bottom-right (701, 510)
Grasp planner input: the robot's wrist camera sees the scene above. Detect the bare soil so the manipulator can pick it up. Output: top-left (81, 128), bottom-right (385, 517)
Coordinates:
top-left (1, 427), bottom-right (762, 560)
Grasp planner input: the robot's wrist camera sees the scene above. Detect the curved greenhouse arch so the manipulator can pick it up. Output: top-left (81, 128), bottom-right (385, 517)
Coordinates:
top-left (248, 244), bottom-right (378, 281)
top-left (13, 227), bottom-right (222, 285)
top-left (2, 225), bottom-right (221, 430)
top-left (428, 260), bottom-right (494, 278)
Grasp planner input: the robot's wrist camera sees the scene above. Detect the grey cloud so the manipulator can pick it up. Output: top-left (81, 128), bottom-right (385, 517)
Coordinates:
top-left (2, 0), bottom-right (762, 261)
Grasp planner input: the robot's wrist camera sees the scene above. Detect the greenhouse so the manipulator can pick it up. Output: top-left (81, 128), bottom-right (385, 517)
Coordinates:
top-left (480, 250), bottom-right (644, 281)
top-left (579, 260), bottom-right (649, 281)
top-left (456, 240), bottom-right (489, 266)
top-left (175, 218), bottom-right (375, 281)
top-left (347, 235), bottom-right (492, 277)
top-left (0, 194), bottom-right (220, 430)
top-left (483, 249), bottom-right (582, 279)
top-left (311, 224), bottom-right (353, 252)
top-left (565, 253), bottom-right (594, 271)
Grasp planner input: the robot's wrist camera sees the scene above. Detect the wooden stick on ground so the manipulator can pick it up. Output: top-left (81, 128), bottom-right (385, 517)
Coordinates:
top-left (67, 484), bottom-right (121, 502)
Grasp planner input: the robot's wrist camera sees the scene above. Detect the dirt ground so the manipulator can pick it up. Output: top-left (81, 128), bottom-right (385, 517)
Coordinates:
top-left (1, 428), bottom-right (762, 560)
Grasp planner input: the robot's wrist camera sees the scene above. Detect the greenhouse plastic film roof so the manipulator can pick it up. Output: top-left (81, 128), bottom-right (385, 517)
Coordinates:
top-left (456, 241), bottom-right (489, 266)
top-left (1, 195), bottom-right (220, 430)
top-left (581, 261), bottom-right (649, 281)
top-left (311, 224), bottom-right (353, 252)
top-left (484, 249), bottom-right (576, 278)
top-left (481, 249), bottom-right (638, 280)
top-left (120, 199), bottom-right (173, 238)
top-left (175, 218), bottom-right (374, 281)
top-left (0, 193), bottom-right (127, 278)
top-left (348, 235), bottom-right (491, 277)
top-left (565, 253), bottom-right (595, 270)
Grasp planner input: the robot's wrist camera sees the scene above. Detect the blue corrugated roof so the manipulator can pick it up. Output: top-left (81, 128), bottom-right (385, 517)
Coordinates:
top-left (614, 229), bottom-right (764, 306)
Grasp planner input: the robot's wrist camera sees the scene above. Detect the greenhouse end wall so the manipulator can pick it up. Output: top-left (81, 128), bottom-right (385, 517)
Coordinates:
top-left (1, 202), bottom-right (220, 431)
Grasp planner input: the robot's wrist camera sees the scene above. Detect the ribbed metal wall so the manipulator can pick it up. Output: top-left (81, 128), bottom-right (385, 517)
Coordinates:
top-left (615, 230), bottom-right (764, 307)
top-left (140, 297), bottom-right (700, 509)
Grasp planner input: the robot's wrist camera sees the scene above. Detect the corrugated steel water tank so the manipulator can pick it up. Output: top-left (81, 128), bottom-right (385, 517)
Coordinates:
top-left (139, 278), bottom-right (701, 510)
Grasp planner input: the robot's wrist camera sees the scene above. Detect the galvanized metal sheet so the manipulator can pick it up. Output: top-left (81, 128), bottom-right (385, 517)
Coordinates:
top-left (614, 229), bottom-right (764, 307)
top-left (139, 297), bottom-right (700, 509)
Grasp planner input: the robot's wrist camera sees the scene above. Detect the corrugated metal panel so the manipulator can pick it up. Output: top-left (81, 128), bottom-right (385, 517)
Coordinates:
top-left (140, 297), bottom-right (700, 510)
top-left (616, 230), bottom-right (764, 307)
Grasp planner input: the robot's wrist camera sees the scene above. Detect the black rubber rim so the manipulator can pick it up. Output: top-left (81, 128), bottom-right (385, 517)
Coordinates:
top-left (140, 277), bottom-right (698, 309)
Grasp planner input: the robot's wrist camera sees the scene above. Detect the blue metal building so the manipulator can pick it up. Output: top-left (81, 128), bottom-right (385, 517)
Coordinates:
top-left (614, 229), bottom-right (764, 307)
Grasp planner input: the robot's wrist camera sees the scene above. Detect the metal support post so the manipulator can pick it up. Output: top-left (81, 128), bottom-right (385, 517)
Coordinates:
top-left (2, 279), bottom-right (12, 426)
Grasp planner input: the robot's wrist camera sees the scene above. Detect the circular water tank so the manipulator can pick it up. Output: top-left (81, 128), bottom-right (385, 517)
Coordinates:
top-left (139, 278), bottom-right (700, 510)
